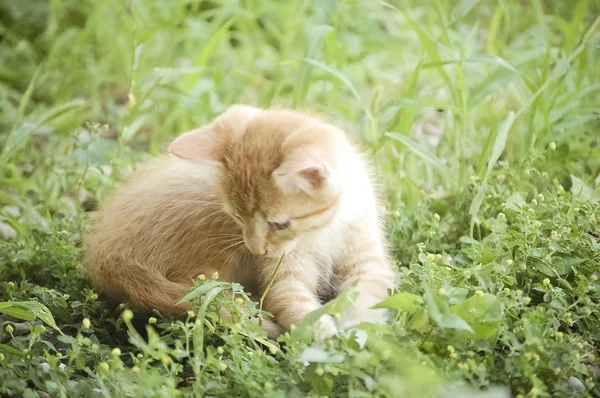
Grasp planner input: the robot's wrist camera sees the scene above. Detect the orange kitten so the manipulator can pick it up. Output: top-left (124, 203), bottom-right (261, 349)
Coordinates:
top-left (84, 105), bottom-right (396, 339)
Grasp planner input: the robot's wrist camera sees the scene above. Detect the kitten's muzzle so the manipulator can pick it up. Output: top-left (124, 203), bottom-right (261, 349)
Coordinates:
top-left (243, 236), bottom-right (267, 256)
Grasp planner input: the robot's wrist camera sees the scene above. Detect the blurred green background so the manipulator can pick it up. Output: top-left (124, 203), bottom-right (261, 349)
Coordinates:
top-left (1, 1), bottom-right (599, 397)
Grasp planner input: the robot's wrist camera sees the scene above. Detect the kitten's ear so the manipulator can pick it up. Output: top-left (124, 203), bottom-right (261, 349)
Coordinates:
top-left (273, 147), bottom-right (331, 195)
top-left (169, 126), bottom-right (220, 162)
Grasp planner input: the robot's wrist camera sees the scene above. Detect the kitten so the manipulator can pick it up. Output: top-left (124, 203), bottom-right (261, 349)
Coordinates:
top-left (84, 105), bottom-right (396, 339)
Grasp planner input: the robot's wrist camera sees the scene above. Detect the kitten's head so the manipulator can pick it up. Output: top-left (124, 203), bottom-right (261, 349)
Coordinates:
top-left (170, 105), bottom-right (348, 258)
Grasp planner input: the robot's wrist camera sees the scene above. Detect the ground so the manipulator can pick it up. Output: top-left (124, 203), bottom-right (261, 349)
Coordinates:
top-left (1, 1), bottom-right (600, 397)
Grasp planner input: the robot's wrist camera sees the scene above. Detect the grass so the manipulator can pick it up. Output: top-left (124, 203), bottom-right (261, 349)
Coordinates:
top-left (1, 0), bottom-right (600, 396)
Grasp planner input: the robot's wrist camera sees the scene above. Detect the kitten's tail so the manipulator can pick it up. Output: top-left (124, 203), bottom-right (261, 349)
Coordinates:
top-left (125, 273), bottom-right (285, 339)
top-left (90, 264), bottom-right (192, 316)
top-left (91, 265), bottom-right (284, 339)
top-left (128, 273), bottom-right (191, 316)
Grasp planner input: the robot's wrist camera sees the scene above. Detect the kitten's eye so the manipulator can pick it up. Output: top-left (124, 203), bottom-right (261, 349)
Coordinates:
top-left (268, 221), bottom-right (290, 231)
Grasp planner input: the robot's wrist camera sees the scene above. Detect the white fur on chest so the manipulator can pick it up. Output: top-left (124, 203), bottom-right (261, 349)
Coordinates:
top-left (298, 150), bottom-right (377, 279)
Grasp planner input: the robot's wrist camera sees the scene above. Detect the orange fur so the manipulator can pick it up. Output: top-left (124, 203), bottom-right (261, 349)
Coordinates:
top-left (84, 105), bottom-right (396, 339)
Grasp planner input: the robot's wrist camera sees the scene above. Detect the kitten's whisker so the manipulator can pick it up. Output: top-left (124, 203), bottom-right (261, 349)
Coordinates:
top-left (206, 240), bottom-right (246, 262)
top-left (175, 200), bottom-right (223, 206)
top-left (197, 236), bottom-right (243, 245)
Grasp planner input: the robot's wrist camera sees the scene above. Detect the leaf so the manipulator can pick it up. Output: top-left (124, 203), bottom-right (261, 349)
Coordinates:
top-left (385, 132), bottom-right (454, 184)
top-left (470, 111), bottom-right (516, 235)
top-left (57, 335), bottom-right (76, 345)
top-left (451, 0), bottom-right (481, 22)
top-left (372, 292), bottom-right (423, 313)
top-left (299, 346), bottom-right (345, 364)
top-left (450, 294), bottom-right (504, 339)
top-left (120, 115), bottom-right (150, 143)
top-left (192, 18), bottom-right (236, 67)
top-left (299, 346), bottom-right (329, 363)
top-left (466, 54), bottom-right (520, 76)
top-left (423, 285), bottom-right (473, 333)
top-left (0, 100), bottom-right (86, 164)
top-left (409, 309), bottom-right (430, 333)
top-left (0, 306), bottom-right (36, 321)
top-left (291, 289), bottom-right (357, 340)
top-left (0, 343), bottom-right (22, 356)
top-left (532, 259), bottom-right (555, 277)
top-left (404, 16), bottom-right (452, 88)
top-left (133, 43), bottom-right (145, 72)
top-left (293, 25), bottom-right (334, 106)
top-left (571, 175), bottom-right (596, 202)
top-left (178, 281), bottom-right (229, 304)
top-left (193, 285), bottom-right (227, 359)
top-left (300, 57), bottom-right (365, 110)
top-left (0, 301), bottom-right (61, 332)
top-left (486, 111), bottom-right (516, 176)
top-left (551, 256), bottom-right (584, 276)
top-left (504, 192), bottom-right (526, 211)
top-left (181, 17), bottom-right (236, 89)
top-left (437, 314), bottom-right (475, 332)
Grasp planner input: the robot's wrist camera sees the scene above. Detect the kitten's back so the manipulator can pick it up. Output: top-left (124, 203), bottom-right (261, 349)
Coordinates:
top-left (84, 155), bottom-right (256, 313)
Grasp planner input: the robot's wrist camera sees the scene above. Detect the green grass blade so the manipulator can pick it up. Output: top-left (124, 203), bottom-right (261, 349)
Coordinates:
top-left (0, 100), bottom-right (86, 165)
top-left (469, 111), bottom-right (515, 235)
top-left (385, 132), bottom-right (454, 185)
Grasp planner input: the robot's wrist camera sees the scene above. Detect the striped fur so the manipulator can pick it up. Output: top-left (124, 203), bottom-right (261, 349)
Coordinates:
top-left (84, 105), bottom-right (396, 339)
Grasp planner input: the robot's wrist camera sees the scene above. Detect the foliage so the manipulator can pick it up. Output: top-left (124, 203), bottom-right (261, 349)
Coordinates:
top-left (1, 0), bottom-right (599, 397)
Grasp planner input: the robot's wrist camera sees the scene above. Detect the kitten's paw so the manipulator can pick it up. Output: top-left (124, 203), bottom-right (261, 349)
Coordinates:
top-left (340, 308), bottom-right (389, 329)
top-left (314, 315), bottom-right (338, 342)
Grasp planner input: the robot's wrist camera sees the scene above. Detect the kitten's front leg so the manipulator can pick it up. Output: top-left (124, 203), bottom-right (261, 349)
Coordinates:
top-left (260, 258), bottom-right (337, 340)
top-left (335, 237), bottom-right (396, 329)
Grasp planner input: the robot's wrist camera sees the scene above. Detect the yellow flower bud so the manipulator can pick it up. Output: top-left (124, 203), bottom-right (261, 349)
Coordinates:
top-left (122, 309), bottom-right (133, 322)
